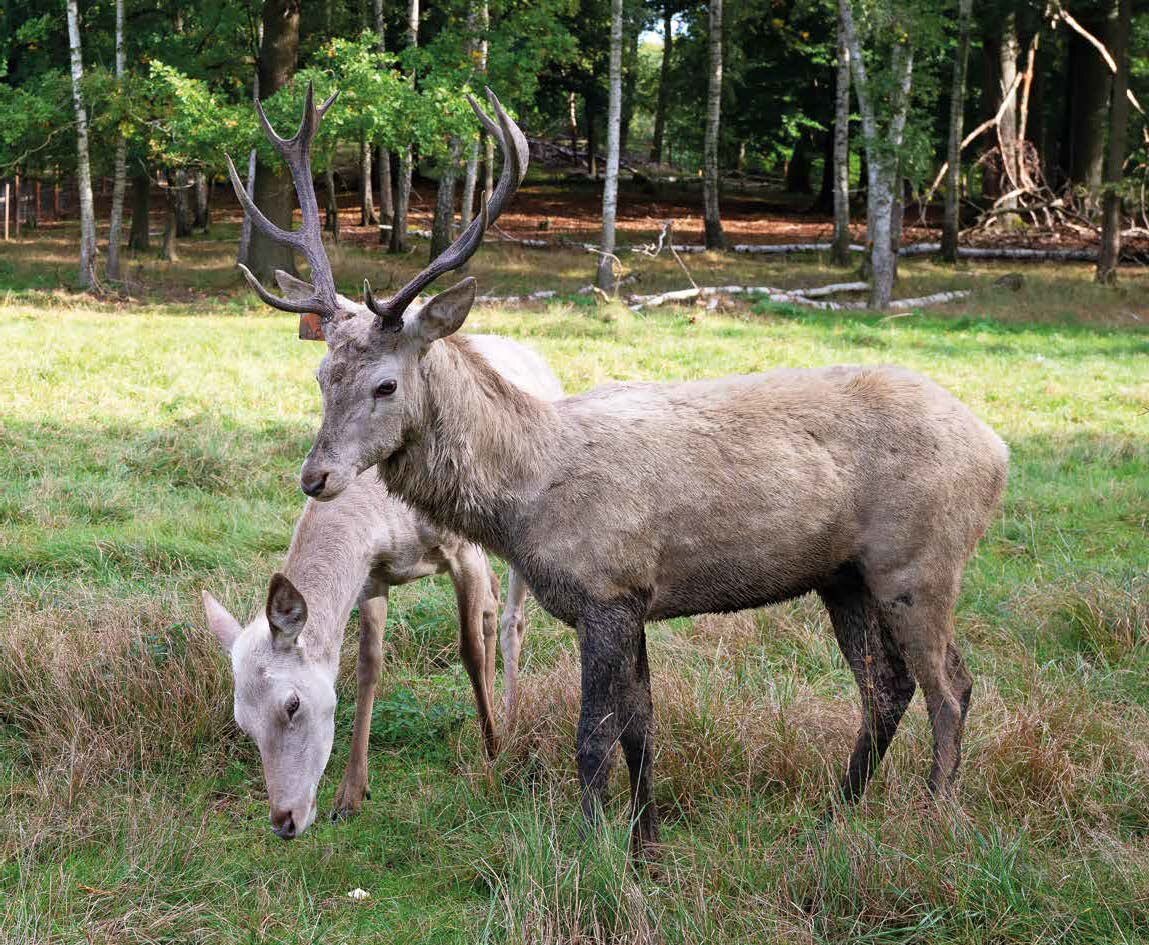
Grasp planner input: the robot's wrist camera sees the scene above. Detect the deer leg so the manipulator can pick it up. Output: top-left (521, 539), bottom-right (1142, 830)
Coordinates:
top-left (879, 592), bottom-right (965, 797)
top-left (449, 546), bottom-right (499, 758)
top-left (619, 624), bottom-right (659, 857)
top-left (822, 587), bottom-right (916, 804)
top-left (333, 586), bottom-right (388, 821)
top-left (484, 561), bottom-right (501, 699)
top-left (576, 599), bottom-right (643, 834)
top-left (500, 567), bottom-right (531, 722)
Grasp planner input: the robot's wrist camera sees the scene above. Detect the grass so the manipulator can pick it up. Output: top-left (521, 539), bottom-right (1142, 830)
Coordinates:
top-left (1, 236), bottom-right (1147, 944)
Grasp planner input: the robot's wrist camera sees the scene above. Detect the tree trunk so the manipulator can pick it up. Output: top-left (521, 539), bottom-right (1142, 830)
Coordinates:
top-left (649, 2), bottom-right (673, 164)
top-left (236, 149), bottom-right (257, 264)
top-left (1065, 3), bottom-right (1115, 197)
top-left (129, 171), bottom-right (150, 251)
top-left (66, 0), bottom-right (98, 289)
top-left (841, 0), bottom-right (914, 309)
top-left (785, 129), bottom-right (814, 194)
top-left (568, 91), bottom-right (579, 162)
top-left (703, 0), bottom-right (726, 249)
top-left (619, 18), bottom-right (640, 157)
top-left (596, 0), bottom-right (623, 293)
top-left (430, 140), bottom-right (461, 260)
top-left (389, 0), bottom-right (419, 254)
top-left (373, 0), bottom-right (393, 228)
top-left (107, 0), bottom-right (127, 281)
top-left (831, 7), bottom-right (852, 267)
top-left (325, 166), bottom-right (340, 242)
top-left (360, 139), bottom-right (376, 225)
top-left (586, 95), bottom-right (598, 177)
top-left (995, 13), bottom-right (1020, 214)
top-left (460, 0), bottom-right (489, 230)
top-left (1096, 0), bottom-right (1130, 283)
top-left (161, 186), bottom-right (179, 261)
top-left (193, 171), bottom-right (209, 231)
top-left (248, 0), bottom-right (300, 281)
top-left (942, 0), bottom-right (974, 262)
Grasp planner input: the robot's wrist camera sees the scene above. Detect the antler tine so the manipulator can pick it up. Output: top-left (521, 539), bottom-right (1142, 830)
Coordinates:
top-left (227, 81), bottom-right (342, 321)
top-left (363, 90), bottom-right (527, 327)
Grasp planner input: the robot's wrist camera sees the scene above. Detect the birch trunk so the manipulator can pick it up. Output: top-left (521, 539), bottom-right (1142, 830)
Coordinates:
top-left (596, 0), bottom-right (623, 292)
top-left (702, 0), bottom-right (725, 249)
top-left (360, 139), bottom-right (376, 225)
top-left (236, 148), bottom-right (256, 264)
top-left (995, 14), bottom-right (1020, 215)
top-left (460, 0), bottom-right (489, 230)
top-left (1096, 0), bottom-right (1130, 284)
top-left (66, 0), bottom-right (98, 289)
top-left (389, 0), bottom-right (419, 255)
top-left (325, 166), bottom-right (340, 242)
top-left (193, 171), bottom-right (209, 231)
top-left (107, 0), bottom-right (127, 281)
top-left (374, 0), bottom-right (393, 228)
top-left (649, 2), bottom-right (673, 164)
top-left (941, 0), bottom-right (974, 261)
top-left (830, 5), bottom-right (851, 267)
top-left (840, 0), bottom-right (914, 309)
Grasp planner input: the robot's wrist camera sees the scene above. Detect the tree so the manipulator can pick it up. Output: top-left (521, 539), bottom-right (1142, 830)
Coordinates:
top-left (1096, 0), bottom-right (1130, 284)
top-left (373, 0), bottom-right (394, 229)
top-left (830, 2), bottom-right (852, 267)
top-left (597, 0), bottom-right (623, 292)
top-left (247, 0), bottom-right (301, 282)
top-left (107, 0), bottom-right (128, 281)
top-left (941, 0), bottom-right (974, 262)
top-left (461, 0), bottom-right (489, 231)
top-left (840, 0), bottom-right (915, 309)
top-left (703, 0), bottom-right (725, 249)
top-left (389, 0), bottom-right (419, 255)
top-left (649, 0), bottom-right (673, 164)
top-left (66, 0), bottom-right (98, 289)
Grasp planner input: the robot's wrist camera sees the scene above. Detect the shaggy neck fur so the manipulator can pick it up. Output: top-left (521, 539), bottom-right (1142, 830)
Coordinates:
top-left (381, 335), bottom-right (560, 555)
top-left (278, 500), bottom-right (379, 669)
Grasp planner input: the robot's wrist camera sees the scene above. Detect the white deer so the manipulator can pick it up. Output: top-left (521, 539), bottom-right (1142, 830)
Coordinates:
top-left (203, 307), bottom-right (561, 839)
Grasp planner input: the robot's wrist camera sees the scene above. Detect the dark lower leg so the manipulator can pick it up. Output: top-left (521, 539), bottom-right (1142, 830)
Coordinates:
top-left (620, 629), bottom-right (659, 855)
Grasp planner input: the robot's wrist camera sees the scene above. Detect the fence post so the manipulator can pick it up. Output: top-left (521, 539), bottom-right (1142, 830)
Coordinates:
top-left (14, 173), bottom-right (20, 239)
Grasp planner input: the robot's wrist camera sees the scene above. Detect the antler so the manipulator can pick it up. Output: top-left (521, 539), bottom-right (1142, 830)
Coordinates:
top-left (226, 83), bottom-right (341, 320)
top-left (364, 87), bottom-right (529, 332)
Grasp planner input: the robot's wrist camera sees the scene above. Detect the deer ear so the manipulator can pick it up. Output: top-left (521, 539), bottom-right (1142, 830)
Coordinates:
top-left (266, 572), bottom-right (308, 646)
top-left (202, 591), bottom-right (243, 653)
top-left (274, 270), bottom-right (315, 302)
top-left (406, 278), bottom-right (476, 347)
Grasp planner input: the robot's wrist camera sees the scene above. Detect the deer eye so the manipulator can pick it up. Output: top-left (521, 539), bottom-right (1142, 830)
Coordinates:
top-left (374, 379), bottom-right (398, 398)
top-left (285, 693), bottom-right (300, 719)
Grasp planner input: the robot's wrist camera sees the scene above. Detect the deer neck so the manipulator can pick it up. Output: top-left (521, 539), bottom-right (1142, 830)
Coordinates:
top-left (279, 498), bottom-right (379, 671)
top-left (380, 335), bottom-right (559, 554)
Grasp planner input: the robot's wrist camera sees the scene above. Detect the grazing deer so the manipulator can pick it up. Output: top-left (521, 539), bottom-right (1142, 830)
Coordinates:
top-left (235, 86), bottom-right (1009, 856)
top-left (201, 324), bottom-right (560, 841)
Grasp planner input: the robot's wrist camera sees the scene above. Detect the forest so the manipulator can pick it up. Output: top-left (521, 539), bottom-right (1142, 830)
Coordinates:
top-left (1, 2), bottom-right (1147, 943)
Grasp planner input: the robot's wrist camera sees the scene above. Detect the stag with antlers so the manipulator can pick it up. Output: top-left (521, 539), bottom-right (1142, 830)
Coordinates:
top-left (232, 85), bottom-right (1008, 859)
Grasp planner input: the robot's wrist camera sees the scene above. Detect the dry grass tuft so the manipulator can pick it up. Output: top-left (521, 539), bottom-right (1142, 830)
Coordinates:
top-left (0, 589), bottom-right (236, 798)
top-left (1027, 575), bottom-right (1148, 662)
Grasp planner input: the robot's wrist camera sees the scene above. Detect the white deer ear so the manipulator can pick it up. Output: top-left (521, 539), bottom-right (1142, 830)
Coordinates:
top-left (266, 572), bottom-right (308, 646)
top-left (202, 591), bottom-right (243, 653)
top-left (407, 277), bottom-right (476, 347)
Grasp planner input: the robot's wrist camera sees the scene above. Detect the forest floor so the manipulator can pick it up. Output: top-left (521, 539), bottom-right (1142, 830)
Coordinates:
top-left (1, 213), bottom-right (1148, 943)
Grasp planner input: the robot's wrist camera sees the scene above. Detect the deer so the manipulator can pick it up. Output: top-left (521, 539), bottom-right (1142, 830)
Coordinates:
top-left (234, 85), bottom-right (1009, 857)
top-left (212, 88), bottom-right (563, 839)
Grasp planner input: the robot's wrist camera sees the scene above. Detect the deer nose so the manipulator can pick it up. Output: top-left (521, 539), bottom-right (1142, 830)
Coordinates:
top-left (301, 470), bottom-right (328, 498)
top-left (270, 808), bottom-right (297, 840)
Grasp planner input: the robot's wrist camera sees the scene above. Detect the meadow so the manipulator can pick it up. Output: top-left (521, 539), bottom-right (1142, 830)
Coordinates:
top-left (1, 232), bottom-right (1147, 944)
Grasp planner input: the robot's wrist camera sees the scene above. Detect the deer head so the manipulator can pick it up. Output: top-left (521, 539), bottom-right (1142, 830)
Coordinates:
top-left (231, 83), bottom-right (528, 501)
top-left (202, 574), bottom-right (336, 839)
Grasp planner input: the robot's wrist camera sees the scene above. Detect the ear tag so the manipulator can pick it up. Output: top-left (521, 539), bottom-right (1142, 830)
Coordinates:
top-left (299, 312), bottom-right (325, 341)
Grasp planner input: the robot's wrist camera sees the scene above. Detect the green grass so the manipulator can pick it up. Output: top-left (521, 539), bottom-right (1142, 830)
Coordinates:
top-left (1, 248), bottom-right (1147, 943)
